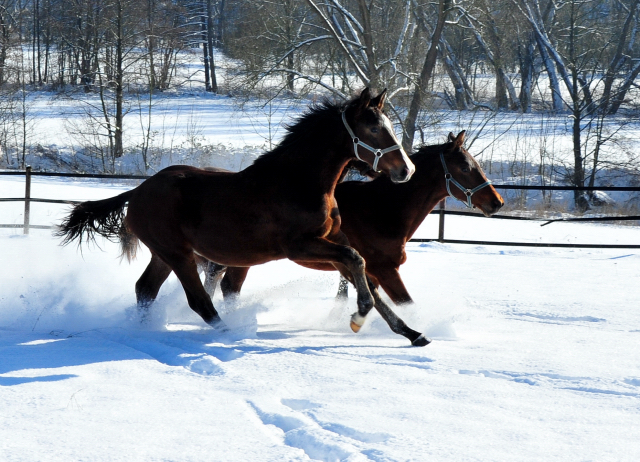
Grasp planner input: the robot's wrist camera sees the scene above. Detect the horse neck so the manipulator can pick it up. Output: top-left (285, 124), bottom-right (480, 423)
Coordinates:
top-left (291, 143), bottom-right (353, 196)
top-left (402, 147), bottom-right (449, 239)
top-left (246, 123), bottom-right (353, 197)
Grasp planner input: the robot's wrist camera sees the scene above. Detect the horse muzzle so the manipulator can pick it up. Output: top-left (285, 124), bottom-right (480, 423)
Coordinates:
top-left (480, 196), bottom-right (504, 217)
top-left (390, 159), bottom-right (415, 184)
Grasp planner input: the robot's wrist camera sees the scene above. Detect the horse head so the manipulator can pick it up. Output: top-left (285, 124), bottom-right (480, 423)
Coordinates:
top-left (440, 131), bottom-right (504, 217)
top-left (343, 88), bottom-right (415, 184)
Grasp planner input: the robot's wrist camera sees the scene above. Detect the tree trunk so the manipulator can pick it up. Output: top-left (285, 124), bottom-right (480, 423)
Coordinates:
top-left (147, 0), bottom-right (157, 90)
top-left (608, 61), bottom-right (640, 114)
top-left (201, 8), bottom-right (211, 92)
top-left (518, 34), bottom-right (535, 113)
top-left (114, 0), bottom-right (124, 159)
top-left (441, 37), bottom-right (472, 110)
top-left (0, 13), bottom-right (8, 85)
top-left (402, 0), bottom-right (450, 151)
top-left (356, 0), bottom-right (379, 88)
top-left (207, 0), bottom-right (218, 93)
top-left (534, 33), bottom-right (563, 111)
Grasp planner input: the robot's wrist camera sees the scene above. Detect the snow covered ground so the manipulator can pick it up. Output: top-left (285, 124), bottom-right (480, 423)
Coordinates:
top-left (1, 175), bottom-right (639, 462)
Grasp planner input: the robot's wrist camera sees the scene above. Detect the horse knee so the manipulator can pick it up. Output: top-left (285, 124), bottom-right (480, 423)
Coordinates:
top-left (343, 247), bottom-right (365, 271)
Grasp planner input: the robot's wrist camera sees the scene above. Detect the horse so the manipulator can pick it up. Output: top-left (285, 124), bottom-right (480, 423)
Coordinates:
top-left (203, 131), bottom-right (504, 328)
top-left (56, 88), bottom-right (430, 346)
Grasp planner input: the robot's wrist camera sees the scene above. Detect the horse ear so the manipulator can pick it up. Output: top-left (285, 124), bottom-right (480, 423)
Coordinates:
top-left (448, 132), bottom-right (456, 142)
top-left (454, 130), bottom-right (466, 148)
top-left (370, 88), bottom-right (387, 109)
top-left (358, 87), bottom-right (372, 109)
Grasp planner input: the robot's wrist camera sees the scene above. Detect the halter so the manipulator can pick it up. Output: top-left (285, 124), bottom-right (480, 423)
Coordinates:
top-left (440, 152), bottom-right (492, 208)
top-left (342, 111), bottom-right (403, 172)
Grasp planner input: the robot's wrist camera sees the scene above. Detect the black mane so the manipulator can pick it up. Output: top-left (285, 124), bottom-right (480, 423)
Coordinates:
top-left (251, 96), bottom-right (358, 168)
top-left (411, 139), bottom-right (455, 158)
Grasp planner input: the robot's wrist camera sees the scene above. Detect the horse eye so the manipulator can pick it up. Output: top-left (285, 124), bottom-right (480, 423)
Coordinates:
top-left (371, 127), bottom-right (379, 134)
top-left (462, 167), bottom-right (470, 173)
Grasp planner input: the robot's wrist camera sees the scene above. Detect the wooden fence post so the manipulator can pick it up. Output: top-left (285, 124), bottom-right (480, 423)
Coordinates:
top-left (438, 199), bottom-right (445, 242)
top-left (24, 166), bottom-right (31, 234)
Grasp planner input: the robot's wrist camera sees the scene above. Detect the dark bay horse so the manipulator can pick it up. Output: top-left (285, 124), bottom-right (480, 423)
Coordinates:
top-left (205, 131), bottom-right (504, 329)
top-left (57, 88), bottom-right (431, 346)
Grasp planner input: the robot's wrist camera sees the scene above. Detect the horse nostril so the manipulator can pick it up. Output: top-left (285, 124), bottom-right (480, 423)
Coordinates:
top-left (493, 198), bottom-right (503, 210)
top-left (392, 165), bottom-right (414, 183)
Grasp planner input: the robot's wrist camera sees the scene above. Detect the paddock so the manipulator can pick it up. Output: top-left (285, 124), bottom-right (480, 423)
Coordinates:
top-left (1, 175), bottom-right (639, 461)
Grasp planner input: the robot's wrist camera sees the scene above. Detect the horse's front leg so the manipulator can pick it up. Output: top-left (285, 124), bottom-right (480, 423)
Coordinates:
top-left (331, 265), bottom-right (428, 346)
top-left (370, 289), bottom-right (430, 346)
top-left (284, 238), bottom-right (375, 319)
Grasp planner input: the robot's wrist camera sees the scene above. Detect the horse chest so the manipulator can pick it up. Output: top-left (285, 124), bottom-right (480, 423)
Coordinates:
top-left (318, 203), bottom-right (342, 238)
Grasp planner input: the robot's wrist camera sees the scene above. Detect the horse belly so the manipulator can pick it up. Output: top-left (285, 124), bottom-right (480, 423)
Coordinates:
top-left (191, 229), bottom-right (284, 267)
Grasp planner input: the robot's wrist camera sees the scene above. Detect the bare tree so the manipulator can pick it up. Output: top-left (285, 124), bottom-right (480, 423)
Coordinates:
top-left (515, 0), bottom-right (640, 206)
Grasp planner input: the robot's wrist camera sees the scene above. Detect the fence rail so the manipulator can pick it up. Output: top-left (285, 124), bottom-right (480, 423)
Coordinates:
top-left (2, 168), bottom-right (640, 248)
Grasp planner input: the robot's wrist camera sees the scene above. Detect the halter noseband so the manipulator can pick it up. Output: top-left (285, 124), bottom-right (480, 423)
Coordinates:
top-left (342, 111), bottom-right (403, 172)
top-left (440, 152), bottom-right (492, 208)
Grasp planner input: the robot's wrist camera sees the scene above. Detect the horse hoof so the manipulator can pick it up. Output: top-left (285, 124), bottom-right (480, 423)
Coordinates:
top-left (209, 318), bottom-right (229, 332)
top-left (350, 312), bottom-right (365, 333)
top-left (411, 334), bottom-right (431, 347)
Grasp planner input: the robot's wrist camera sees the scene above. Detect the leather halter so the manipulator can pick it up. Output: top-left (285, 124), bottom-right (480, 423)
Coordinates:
top-left (440, 152), bottom-right (492, 208)
top-left (342, 111), bottom-right (403, 172)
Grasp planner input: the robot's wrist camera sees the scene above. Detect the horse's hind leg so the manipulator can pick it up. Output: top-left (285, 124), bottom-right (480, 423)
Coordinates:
top-left (203, 262), bottom-right (227, 298)
top-left (136, 253), bottom-right (173, 314)
top-left (163, 252), bottom-right (226, 329)
top-left (370, 266), bottom-right (414, 305)
top-left (221, 267), bottom-right (250, 300)
top-left (336, 276), bottom-right (349, 300)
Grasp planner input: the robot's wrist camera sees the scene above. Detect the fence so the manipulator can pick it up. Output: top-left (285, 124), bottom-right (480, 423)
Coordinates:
top-left (2, 168), bottom-right (640, 248)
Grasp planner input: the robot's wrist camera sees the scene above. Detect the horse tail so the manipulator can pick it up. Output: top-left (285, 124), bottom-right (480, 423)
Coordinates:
top-left (56, 189), bottom-right (139, 261)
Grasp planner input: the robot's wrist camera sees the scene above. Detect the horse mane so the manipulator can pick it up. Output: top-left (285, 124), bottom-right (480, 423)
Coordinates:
top-left (411, 139), bottom-right (455, 158)
top-left (251, 96), bottom-right (357, 168)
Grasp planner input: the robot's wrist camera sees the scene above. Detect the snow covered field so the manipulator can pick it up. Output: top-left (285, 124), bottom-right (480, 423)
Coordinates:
top-left (2, 54), bottom-right (640, 459)
top-left (1, 174), bottom-right (640, 462)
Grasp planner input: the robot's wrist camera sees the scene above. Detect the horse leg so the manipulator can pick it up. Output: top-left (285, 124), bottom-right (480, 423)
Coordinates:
top-left (336, 276), bottom-right (349, 300)
top-left (221, 267), bottom-right (250, 300)
top-left (371, 289), bottom-right (430, 346)
top-left (284, 238), bottom-right (374, 320)
top-left (160, 251), bottom-right (226, 329)
top-left (369, 266), bottom-right (414, 305)
top-left (344, 271), bottom-right (427, 345)
top-left (135, 253), bottom-right (173, 315)
top-left (203, 262), bottom-right (227, 298)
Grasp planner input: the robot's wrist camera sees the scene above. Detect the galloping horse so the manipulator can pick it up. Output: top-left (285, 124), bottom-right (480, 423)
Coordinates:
top-left (57, 88), bottom-right (430, 346)
top-left (204, 131), bottom-right (504, 326)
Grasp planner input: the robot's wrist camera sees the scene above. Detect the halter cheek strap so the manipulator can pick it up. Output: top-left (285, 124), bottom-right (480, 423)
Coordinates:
top-left (342, 111), bottom-right (402, 172)
top-left (440, 152), bottom-right (492, 208)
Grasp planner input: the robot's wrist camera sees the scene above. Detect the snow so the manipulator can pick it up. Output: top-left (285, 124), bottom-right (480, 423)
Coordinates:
top-left (1, 175), bottom-right (640, 461)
